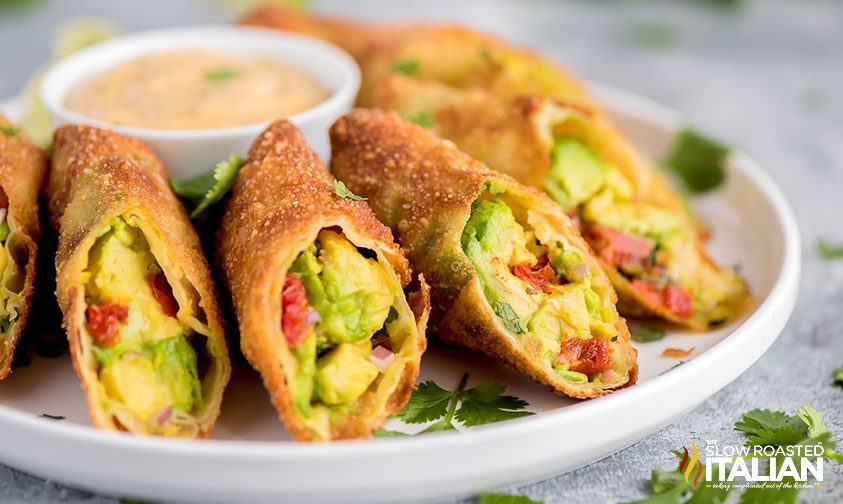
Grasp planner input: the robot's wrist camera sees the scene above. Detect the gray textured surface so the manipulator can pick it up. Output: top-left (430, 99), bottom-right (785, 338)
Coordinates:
top-left (1, 0), bottom-right (842, 502)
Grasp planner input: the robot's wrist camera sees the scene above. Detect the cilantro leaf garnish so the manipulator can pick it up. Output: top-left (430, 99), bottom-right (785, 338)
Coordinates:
top-left (408, 112), bottom-right (435, 128)
top-left (630, 324), bottom-right (665, 343)
top-left (493, 300), bottom-right (526, 334)
top-left (205, 68), bottom-right (242, 82)
top-left (665, 127), bottom-right (730, 194)
top-left (39, 413), bottom-right (65, 420)
top-left (0, 314), bottom-right (10, 333)
top-left (333, 179), bottom-right (367, 201)
top-left (395, 372), bottom-right (533, 434)
top-left (816, 239), bottom-right (843, 260)
top-left (395, 379), bottom-right (454, 424)
top-left (455, 381), bottom-right (531, 427)
top-left (834, 367), bottom-right (843, 388)
top-left (479, 494), bottom-right (543, 504)
top-left (392, 59), bottom-right (420, 76)
top-left (0, 221), bottom-right (9, 243)
top-left (171, 154), bottom-right (243, 220)
top-left (0, 126), bottom-right (19, 137)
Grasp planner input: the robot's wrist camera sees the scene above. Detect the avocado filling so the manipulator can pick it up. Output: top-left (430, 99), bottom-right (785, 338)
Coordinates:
top-left (461, 192), bottom-right (624, 385)
top-left (281, 229), bottom-right (412, 419)
top-left (545, 138), bottom-right (745, 324)
top-left (0, 198), bottom-right (28, 348)
top-left (84, 218), bottom-right (204, 433)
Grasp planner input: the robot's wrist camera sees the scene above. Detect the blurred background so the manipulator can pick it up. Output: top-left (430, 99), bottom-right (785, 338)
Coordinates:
top-left (1, 0), bottom-right (842, 502)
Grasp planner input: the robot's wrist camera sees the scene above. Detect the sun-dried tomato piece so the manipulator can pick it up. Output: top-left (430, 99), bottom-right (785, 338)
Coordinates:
top-left (86, 303), bottom-right (129, 348)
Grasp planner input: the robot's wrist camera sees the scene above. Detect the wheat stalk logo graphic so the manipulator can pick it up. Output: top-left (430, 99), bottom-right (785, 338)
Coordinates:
top-left (679, 441), bottom-right (703, 487)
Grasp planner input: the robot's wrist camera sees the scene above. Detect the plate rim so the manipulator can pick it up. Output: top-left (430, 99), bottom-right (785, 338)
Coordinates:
top-left (0, 83), bottom-right (800, 477)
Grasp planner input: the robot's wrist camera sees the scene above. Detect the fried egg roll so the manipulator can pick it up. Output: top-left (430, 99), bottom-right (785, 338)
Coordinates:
top-left (0, 116), bottom-right (47, 378)
top-left (217, 120), bottom-right (430, 441)
top-left (330, 109), bottom-right (636, 398)
top-left (49, 125), bottom-right (230, 437)
top-left (373, 76), bottom-right (750, 329)
top-left (240, 6), bottom-right (592, 108)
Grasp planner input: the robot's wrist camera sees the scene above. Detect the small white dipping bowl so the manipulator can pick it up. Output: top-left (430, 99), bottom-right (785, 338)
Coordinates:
top-left (40, 25), bottom-right (360, 180)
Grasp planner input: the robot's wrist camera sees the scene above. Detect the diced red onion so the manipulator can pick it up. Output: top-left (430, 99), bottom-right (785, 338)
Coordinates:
top-left (599, 369), bottom-right (618, 383)
top-left (369, 346), bottom-right (394, 373)
top-left (155, 406), bottom-right (172, 426)
top-left (570, 263), bottom-right (589, 282)
top-left (0, 208), bottom-right (7, 226)
top-left (304, 309), bottom-right (320, 325)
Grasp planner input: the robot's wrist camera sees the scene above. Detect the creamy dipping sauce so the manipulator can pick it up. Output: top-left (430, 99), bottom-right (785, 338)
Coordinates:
top-left (64, 51), bottom-right (329, 130)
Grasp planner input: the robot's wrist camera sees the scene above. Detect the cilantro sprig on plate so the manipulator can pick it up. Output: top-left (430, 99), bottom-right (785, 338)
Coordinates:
top-left (376, 372), bottom-right (533, 436)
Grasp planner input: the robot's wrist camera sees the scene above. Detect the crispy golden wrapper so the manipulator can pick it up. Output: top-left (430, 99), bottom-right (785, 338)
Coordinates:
top-left (373, 76), bottom-right (751, 329)
top-left (240, 5), bottom-right (592, 108)
top-left (49, 125), bottom-right (230, 437)
top-left (217, 120), bottom-right (430, 441)
top-left (330, 109), bottom-right (637, 398)
top-left (0, 116), bottom-right (47, 378)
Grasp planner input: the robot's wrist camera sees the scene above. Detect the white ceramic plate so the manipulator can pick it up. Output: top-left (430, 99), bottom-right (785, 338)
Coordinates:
top-left (0, 85), bottom-right (799, 503)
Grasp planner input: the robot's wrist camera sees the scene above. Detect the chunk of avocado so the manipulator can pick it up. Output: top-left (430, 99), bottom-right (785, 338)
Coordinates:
top-left (86, 218), bottom-right (183, 362)
top-left (291, 333), bottom-right (317, 416)
top-left (290, 230), bottom-right (393, 344)
top-left (462, 198), bottom-right (539, 326)
top-left (313, 343), bottom-right (378, 405)
top-left (148, 336), bottom-right (202, 412)
top-left (545, 139), bottom-right (608, 208)
top-left (100, 355), bottom-right (170, 421)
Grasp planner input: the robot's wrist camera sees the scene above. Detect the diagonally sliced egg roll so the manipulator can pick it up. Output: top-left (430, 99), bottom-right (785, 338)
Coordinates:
top-left (374, 76), bottom-right (751, 329)
top-left (330, 109), bottom-right (636, 399)
top-left (239, 6), bottom-right (592, 108)
top-left (49, 126), bottom-right (230, 437)
top-left (0, 116), bottom-right (47, 378)
top-left (217, 120), bottom-right (430, 441)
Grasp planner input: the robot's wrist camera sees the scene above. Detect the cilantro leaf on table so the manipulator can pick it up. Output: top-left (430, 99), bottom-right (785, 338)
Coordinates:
top-left (393, 372), bottom-right (533, 434)
top-left (834, 367), bottom-right (843, 387)
top-left (171, 154), bottom-right (243, 220)
top-left (734, 409), bottom-right (808, 447)
top-left (629, 22), bottom-right (678, 50)
top-left (816, 239), bottom-right (843, 260)
top-left (333, 179), bottom-right (367, 201)
top-left (630, 324), bottom-right (665, 343)
top-left (623, 453), bottom-right (730, 504)
top-left (478, 493), bottom-right (543, 504)
top-left (665, 127), bottom-right (730, 194)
